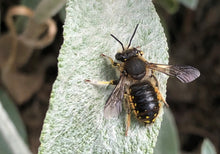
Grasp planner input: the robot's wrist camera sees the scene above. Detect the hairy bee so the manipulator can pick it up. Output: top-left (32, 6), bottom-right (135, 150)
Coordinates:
top-left (86, 24), bottom-right (200, 135)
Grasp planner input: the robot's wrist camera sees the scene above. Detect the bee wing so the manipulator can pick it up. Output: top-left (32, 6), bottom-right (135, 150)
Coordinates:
top-left (104, 75), bottom-right (127, 118)
top-left (147, 63), bottom-right (200, 83)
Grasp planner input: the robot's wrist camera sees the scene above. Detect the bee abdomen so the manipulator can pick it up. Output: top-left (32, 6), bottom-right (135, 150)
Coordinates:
top-left (130, 81), bottom-right (160, 124)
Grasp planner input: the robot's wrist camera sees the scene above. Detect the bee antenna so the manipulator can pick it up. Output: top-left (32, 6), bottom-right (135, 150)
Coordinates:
top-left (127, 24), bottom-right (139, 49)
top-left (110, 34), bottom-right (125, 51)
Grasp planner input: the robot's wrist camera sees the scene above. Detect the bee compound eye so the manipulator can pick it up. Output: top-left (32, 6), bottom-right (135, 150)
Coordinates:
top-left (115, 53), bottom-right (125, 62)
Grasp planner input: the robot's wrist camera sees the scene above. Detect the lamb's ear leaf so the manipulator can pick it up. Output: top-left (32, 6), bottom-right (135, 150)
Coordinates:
top-left (154, 108), bottom-right (180, 154)
top-left (0, 89), bottom-right (30, 154)
top-left (39, 1), bottom-right (169, 153)
top-left (201, 139), bottom-right (217, 154)
top-left (178, 0), bottom-right (199, 10)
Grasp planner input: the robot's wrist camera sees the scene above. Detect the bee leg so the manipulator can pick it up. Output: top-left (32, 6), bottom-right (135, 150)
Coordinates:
top-left (125, 112), bottom-right (131, 136)
top-left (154, 87), bottom-right (169, 107)
top-left (124, 93), bottom-right (132, 136)
top-left (149, 72), bottom-right (169, 107)
top-left (101, 54), bottom-right (120, 67)
top-left (84, 79), bottom-right (118, 86)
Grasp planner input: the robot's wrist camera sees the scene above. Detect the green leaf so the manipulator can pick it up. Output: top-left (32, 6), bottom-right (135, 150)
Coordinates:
top-left (178, 0), bottom-right (198, 10)
top-left (156, 0), bottom-right (180, 14)
top-left (154, 108), bottom-right (180, 154)
top-left (20, 0), bottom-right (40, 9)
top-left (0, 88), bottom-right (28, 142)
top-left (0, 88), bottom-right (29, 154)
top-left (59, 6), bottom-right (66, 23)
top-left (0, 100), bottom-right (31, 154)
top-left (16, 0), bottom-right (40, 33)
top-left (39, 0), bottom-right (169, 153)
top-left (16, 0), bottom-right (65, 33)
top-left (201, 139), bottom-right (217, 154)
top-left (0, 132), bottom-right (12, 154)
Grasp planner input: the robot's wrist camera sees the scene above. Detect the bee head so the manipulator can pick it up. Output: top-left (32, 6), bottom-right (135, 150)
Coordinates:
top-left (111, 24), bottom-right (140, 62)
top-left (115, 48), bottom-right (142, 62)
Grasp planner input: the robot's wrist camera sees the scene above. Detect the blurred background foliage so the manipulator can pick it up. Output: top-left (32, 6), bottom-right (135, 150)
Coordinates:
top-left (0, 0), bottom-right (219, 153)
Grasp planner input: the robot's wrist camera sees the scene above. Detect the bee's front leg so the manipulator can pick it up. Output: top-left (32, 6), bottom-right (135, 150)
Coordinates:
top-left (101, 54), bottom-right (120, 68)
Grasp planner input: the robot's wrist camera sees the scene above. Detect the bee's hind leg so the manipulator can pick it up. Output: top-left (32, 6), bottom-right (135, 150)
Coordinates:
top-left (125, 112), bottom-right (131, 136)
top-left (124, 93), bottom-right (132, 136)
top-left (84, 79), bottom-right (118, 86)
top-left (154, 87), bottom-right (169, 107)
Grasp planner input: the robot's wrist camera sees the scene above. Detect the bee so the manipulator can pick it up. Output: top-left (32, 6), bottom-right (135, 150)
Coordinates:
top-left (85, 24), bottom-right (200, 135)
